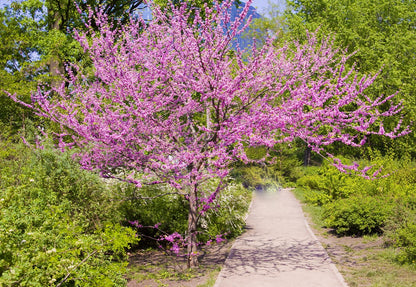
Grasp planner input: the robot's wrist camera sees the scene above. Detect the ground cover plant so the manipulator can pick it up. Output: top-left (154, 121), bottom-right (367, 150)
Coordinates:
top-left (8, 0), bottom-right (408, 268)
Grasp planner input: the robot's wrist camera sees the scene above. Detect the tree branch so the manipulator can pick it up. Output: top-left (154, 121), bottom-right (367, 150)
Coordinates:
top-left (56, 250), bottom-right (98, 287)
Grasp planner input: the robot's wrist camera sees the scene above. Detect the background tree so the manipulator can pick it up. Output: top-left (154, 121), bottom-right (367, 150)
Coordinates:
top-left (283, 0), bottom-right (416, 156)
top-left (0, 0), bottom-right (145, 133)
top-left (243, 0), bottom-right (285, 45)
top-left (10, 0), bottom-right (407, 267)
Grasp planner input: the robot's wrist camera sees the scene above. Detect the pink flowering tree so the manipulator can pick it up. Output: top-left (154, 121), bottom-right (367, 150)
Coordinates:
top-left (10, 0), bottom-right (408, 267)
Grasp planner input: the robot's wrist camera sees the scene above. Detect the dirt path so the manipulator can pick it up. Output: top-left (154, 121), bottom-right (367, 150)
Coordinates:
top-left (214, 188), bottom-right (349, 287)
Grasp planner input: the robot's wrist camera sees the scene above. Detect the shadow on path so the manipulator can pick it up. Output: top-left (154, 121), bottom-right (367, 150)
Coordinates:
top-left (214, 188), bottom-right (348, 287)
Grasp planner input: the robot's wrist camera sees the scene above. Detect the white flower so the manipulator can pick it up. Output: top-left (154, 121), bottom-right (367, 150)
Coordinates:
top-left (46, 248), bottom-right (57, 254)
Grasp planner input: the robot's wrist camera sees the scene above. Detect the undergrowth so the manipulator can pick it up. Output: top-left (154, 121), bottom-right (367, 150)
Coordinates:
top-left (296, 150), bottom-right (416, 266)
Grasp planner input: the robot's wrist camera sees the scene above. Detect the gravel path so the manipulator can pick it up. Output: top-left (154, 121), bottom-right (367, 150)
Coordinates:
top-left (214, 188), bottom-right (349, 287)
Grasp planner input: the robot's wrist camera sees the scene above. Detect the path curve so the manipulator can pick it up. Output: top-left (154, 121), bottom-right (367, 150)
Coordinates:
top-left (214, 188), bottom-right (349, 287)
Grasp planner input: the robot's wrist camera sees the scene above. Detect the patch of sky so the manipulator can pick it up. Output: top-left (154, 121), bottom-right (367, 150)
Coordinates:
top-left (251, 0), bottom-right (285, 17)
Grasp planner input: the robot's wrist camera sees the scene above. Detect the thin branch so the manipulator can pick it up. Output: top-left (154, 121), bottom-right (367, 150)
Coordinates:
top-left (119, 192), bottom-right (186, 201)
top-left (56, 250), bottom-right (98, 287)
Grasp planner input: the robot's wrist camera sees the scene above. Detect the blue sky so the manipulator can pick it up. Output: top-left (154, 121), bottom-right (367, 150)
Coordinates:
top-left (0, 0), bottom-right (285, 12)
top-left (251, 0), bottom-right (285, 15)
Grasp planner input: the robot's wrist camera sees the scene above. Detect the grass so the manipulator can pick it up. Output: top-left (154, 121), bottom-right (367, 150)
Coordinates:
top-left (292, 187), bottom-right (416, 287)
top-left (126, 240), bottom-right (232, 287)
top-left (196, 266), bottom-right (221, 287)
top-left (344, 249), bottom-right (416, 287)
top-left (128, 263), bottom-right (196, 282)
top-left (127, 261), bottom-right (221, 287)
top-left (292, 187), bottom-right (325, 228)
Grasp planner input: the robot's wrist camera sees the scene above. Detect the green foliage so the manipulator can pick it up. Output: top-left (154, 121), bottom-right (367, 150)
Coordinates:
top-left (119, 178), bottom-right (252, 245)
top-left (0, 141), bottom-right (138, 286)
top-left (243, 0), bottom-right (285, 45)
top-left (233, 143), bottom-right (304, 190)
top-left (0, 0), bottom-right (144, 132)
top-left (199, 181), bottom-right (252, 240)
top-left (283, 0), bottom-right (416, 155)
top-left (297, 152), bottom-right (416, 263)
top-left (119, 184), bottom-right (189, 241)
top-left (296, 160), bottom-right (364, 204)
top-left (385, 196), bottom-right (416, 265)
top-left (297, 174), bottom-right (326, 192)
top-left (322, 196), bottom-right (393, 236)
top-left (394, 223), bottom-right (416, 265)
top-left (231, 165), bottom-right (278, 190)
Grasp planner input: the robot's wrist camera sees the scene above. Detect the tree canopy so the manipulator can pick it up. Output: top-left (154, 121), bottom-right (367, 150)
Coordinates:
top-left (0, 0), bottom-right (145, 132)
top-left (284, 0), bottom-right (416, 154)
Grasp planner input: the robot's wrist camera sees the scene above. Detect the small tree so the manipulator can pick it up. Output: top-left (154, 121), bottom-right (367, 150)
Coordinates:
top-left (10, 0), bottom-right (408, 267)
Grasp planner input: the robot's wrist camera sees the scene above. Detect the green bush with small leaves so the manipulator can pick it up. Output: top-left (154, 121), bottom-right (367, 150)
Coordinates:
top-left (0, 141), bottom-right (138, 286)
top-left (199, 180), bottom-right (252, 240)
top-left (394, 223), bottom-right (416, 265)
top-left (322, 195), bottom-right (394, 236)
top-left (119, 178), bottom-right (252, 245)
top-left (385, 196), bottom-right (416, 265)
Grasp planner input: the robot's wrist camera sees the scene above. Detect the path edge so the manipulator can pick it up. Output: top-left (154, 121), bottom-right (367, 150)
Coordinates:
top-left (213, 189), bottom-right (257, 287)
top-left (299, 191), bottom-right (349, 287)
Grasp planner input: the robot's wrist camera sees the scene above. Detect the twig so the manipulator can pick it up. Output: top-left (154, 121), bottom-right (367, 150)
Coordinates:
top-left (56, 250), bottom-right (98, 287)
top-left (120, 192), bottom-right (186, 201)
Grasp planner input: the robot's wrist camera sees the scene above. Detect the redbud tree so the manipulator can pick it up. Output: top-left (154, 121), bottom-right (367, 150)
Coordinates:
top-left (11, 0), bottom-right (408, 267)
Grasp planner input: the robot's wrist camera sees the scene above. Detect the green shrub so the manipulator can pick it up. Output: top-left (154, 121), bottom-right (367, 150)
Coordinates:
top-left (296, 164), bottom-right (357, 205)
top-left (303, 189), bottom-right (332, 206)
top-left (119, 178), bottom-right (252, 245)
top-left (323, 196), bottom-right (393, 236)
top-left (395, 223), bottom-right (416, 265)
top-left (0, 142), bottom-right (137, 286)
top-left (118, 183), bottom-right (189, 245)
top-left (385, 196), bottom-right (416, 265)
top-left (296, 174), bottom-right (326, 191)
top-left (231, 165), bottom-right (278, 190)
top-left (199, 181), bottom-right (252, 240)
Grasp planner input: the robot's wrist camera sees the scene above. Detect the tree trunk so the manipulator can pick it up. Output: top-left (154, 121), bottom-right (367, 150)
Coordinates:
top-left (303, 146), bottom-right (311, 166)
top-left (187, 184), bottom-right (199, 268)
top-left (48, 9), bottom-right (64, 90)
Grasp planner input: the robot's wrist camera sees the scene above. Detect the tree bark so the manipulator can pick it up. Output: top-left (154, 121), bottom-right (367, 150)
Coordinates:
top-left (48, 8), bottom-right (64, 90)
top-left (187, 184), bottom-right (199, 268)
top-left (303, 146), bottom-right (311, 166)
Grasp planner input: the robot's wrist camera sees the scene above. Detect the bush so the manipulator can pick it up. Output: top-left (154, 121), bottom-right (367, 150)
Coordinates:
top-left (394, 223), bottom-right (416, 265)
top-left (296, 174), bottom-right (326, 191)
top-left (231, 165), bottom-right (279, 191)
top-left (199, 181), bottom-right (252, 240)
top-left (296, 163), bottom-right (358, 205)
top-left (323, 196), bottom-right (393, 236)
top-left (0, 142), bottom-right (137, 286)
top-left (119, 184), bottom-right (189, 246)
top-left (385, 196), bottom-right (416, 265)
top-left (120, 178), bottom-right (252, 246)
